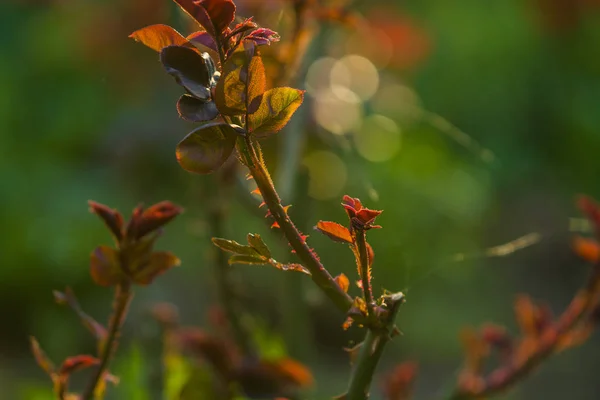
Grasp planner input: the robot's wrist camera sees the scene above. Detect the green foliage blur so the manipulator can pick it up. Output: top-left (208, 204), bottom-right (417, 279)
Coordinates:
top-left (3, 0), bottom-right (600, 398)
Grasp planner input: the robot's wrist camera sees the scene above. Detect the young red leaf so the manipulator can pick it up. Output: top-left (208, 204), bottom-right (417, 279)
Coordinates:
top-left (197, 0), bottom-right (236, 34)
top-left (315, 221), bottom-right (352, 244)
top-left (186, 31), bottom-right (218, 52)
top-left (135, 201), bottom-right (183, 240)
top-left (129, 24), bottom-right (190, 52)
top-left (160, 46), bottom-right (212, 100)
top-left (30, 337), bottom-right (55, 376)
top-left (245, 28), bottom-right (280, 46)
top-left (247, 233), bottom-right (271, 258)
top-left (176, 122), bottom-right (238, 174)
top-left (335, 273), bottom-right (350, 293)
top-left (212, 237), bottom-right (259, 256)
top-left (132, 251), bottom-right (181, 285)
top-left (88, 201), bottom-right (123, 241)
top-left (227, 18), bottom-right (258, 39)
top-left (247, 87), bottom-right (304, 138)
top-left (177, 94), bottom-right (219, 122)
top-left (90, 245), bottom-right (125, 287)
top-left (59, 355), bottom-right (100, 376)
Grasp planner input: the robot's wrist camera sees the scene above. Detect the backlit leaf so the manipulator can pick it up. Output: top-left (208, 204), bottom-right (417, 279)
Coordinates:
top-left (248, 88), bottom-right (304, 138)
top-left (277, 263), bottom-right (310, 275)
top-left (186, 31), bottom-right (218, 52)
top-left (247, 56), bottom-right (266, 110)
top-left (59, 355), bottom-right (100, 376)
top-left (214, 44), bottom-right (258, 115)
top-left (177, 95), bottom-right (219, 122)
top-left (245, 28), bottom-right (280, 46)
top-left (247, 233), bottom-right (271, 258)
top-left (315, 221), bottom-right (352, 244)
top-left (160, 46), bottom-right (211, 100)
top-left (229, 254), bottom-right (267, 265)
top-left (90, 245), bottom-right (125, 287)
top-left (335, 273), bottom-right (350, 293)
top-left (129, 24), bottom-right (190, 52)
top-left (30, 337), bottom-right (55, 376)
top-left (172, 0), bottom-right (235, 37)
top-left (132, 251), bottom-right (181, 286)
top-left (212, 237), bottom-right (259, 256)
top-left (176, 122), bottom-right (238, 174)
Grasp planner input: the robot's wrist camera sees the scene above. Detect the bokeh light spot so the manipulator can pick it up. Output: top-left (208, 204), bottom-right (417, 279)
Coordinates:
top-left (354, 115), bottom-right (401, 162)
top-left (331, 55), bottom-right (379, 101)
top-left (302, 151), bottom-right (347, 200)
top-left (313, 87), bottom-right (363, 135)
top-left (305, 57), bottom-right (337, 97)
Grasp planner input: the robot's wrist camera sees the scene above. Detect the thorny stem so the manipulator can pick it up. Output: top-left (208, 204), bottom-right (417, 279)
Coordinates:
top-left (355, 228), bottom-right (375, 320)
top-left (346, 292), bottom-right (405, 400)
top-left (448, 263), bottom-right (600, 399)
top-left (82, 282), bottom-right (132, 400)
top-left (237, 136), bottom-right (354, 313)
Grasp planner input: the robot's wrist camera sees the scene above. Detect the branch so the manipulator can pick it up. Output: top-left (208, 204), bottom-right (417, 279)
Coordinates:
top-left (346, 292), bottom-right (405, 400)
top-left (82, 282), bottom-right (132, 399)
top-left (238, 136), bottom-right (354, 314)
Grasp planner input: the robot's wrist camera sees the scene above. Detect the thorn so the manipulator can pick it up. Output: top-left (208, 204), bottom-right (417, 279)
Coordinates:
top-left (271, 221), bottom-right (280, 229)
top-left (251, 188), bottom-right (262, 196)
top-left (283, 205), bottom-right (292, 214)
top-left (245, 173), bottom-right (254, 180)
top-left (259, 202), bottom-right (266, 208)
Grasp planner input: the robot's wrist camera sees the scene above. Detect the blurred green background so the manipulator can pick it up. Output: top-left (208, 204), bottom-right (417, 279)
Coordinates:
top-left (2, 0), bottom-right (600, 398)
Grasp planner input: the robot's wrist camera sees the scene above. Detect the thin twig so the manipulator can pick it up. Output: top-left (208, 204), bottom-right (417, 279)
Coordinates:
top-left (82, 282), bottom-right (133, 399)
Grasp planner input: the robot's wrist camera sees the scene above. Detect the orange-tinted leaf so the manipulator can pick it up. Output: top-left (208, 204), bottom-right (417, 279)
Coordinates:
top-left (59, 355), bottom-right (100, 376)
top-left (573, 236), bottom-right (600, 263)
top-left (212, 237), bottom-right (258, 256)
top-left (132, 251), bottom-right (180, 285)
top-left (247, 56), bottom-right (266, 111)
top-left (90, 246), bottom-right (125, 287)
top-left (160, 46), bottom-right (211, 100)
top-left (229, 254), bottom-right (267, 265)
top-left (315, 221), bottom-right (352, 243)
top-left (514, 295), bottom-right (539, 337)
top-left (366, 242), bottom-right (375, 266)
top-left (269, 358), bottom-right (314, 387)
top-left (54, 288), bottom-right (107, 341)
top-left (176, 122), bottom-right (238, 174)
top-left (30, 337), bottom-right (55, 376)
top-left (135, 201), bottom-right (183, 240)
top-left (335, 273), bottom-right (350, 293)
top-left (182, 0), bottom-right (236, 36)
top-left (177, 94), bottom-right (219, 122)
top-left (129, 24), bottom-right (190, 52)
top-left (248, 87), bottom-right (304, 138)
top-left (247, 233), bottom-right (271, 258)
top-left (88, 201), bottom-right (123, 241)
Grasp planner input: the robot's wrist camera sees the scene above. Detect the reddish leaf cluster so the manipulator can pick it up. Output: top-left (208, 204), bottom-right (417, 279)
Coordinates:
top-left (89, 201), bottom-right (183, 286)
top-left (154, 304), bottom-right (313, 399)
top-left (381, 362), bottom-right (419, 400)
top-left (453, 195), bottom-right (600, 398)
top-left (30, 337), bottom-right (105, 398)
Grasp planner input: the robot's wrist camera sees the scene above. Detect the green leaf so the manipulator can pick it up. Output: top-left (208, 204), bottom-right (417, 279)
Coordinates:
top-left (248, 87), bottom-right (304, 138)
top-left (212, 238), bottom-right (258, 256)
top-left (214, 44), bottom-right (264, 116)
top-left (90, 245), bottom-right (125, 287)
top-left (246, 233), bottom-right (271, 258)
top-left (132, 251), bottom-right (180, 286)
top-left (228, 254), bottom-right (268, 265)
top-left (176, 122), bottom-right (238, 174)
